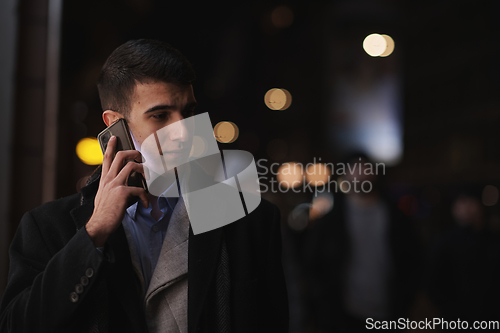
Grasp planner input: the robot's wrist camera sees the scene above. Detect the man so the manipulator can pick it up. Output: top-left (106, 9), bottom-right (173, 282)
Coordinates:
top-left (0, 39), bottom-right (289, 332)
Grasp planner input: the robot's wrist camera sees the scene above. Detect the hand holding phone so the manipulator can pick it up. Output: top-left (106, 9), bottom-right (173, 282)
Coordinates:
top-left (97, 118), bottom-right (148, 194)
top-left (85, 120), bottom-right (150, 247)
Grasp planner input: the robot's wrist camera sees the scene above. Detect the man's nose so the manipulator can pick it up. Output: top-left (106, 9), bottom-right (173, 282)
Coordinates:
top-left (168, 115), bottom-right (189, 142)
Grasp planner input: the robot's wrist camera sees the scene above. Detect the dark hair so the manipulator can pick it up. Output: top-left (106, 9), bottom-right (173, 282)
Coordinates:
top-left (97, 39), bottom-right (196, 117)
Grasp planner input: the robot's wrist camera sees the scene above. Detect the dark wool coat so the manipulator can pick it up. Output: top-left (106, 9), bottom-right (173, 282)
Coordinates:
top-left (0, 166), bottom-right (289, 333)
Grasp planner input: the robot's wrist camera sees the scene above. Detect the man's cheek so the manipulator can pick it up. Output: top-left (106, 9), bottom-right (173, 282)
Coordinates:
top-left (140, 132), bottom-right (165, 173)
top-left (128, 126), bottom-right (144, 153)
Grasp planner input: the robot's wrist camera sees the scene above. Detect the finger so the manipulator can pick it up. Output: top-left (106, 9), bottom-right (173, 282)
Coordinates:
top-left (102, 135), bottom-right (117, 177)
top-left (108, 150), bottom-right (143, 179)
top-left (127, 186), bottom-right (149, 209)
top-left (114, 161), bottom-right (145, 185)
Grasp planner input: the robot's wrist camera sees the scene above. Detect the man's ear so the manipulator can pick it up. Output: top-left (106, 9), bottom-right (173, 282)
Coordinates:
top-left (102, 110), bottom-right (123, 127)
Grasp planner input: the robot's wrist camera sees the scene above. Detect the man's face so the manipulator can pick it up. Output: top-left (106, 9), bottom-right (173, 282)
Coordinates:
top-left (126, 80), bottom-right (197, 170)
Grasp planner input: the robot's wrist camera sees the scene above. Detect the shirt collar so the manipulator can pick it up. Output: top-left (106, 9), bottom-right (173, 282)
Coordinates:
top-left (126, 181), bottom-right (178, 220)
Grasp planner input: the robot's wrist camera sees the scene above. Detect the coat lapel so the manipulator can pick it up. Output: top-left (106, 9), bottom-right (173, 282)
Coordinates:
top-left (142, 195), bottom-right (190, 332)
top-left (145, 194), bottom-right (189, 299)
top-left (71, 165), bottom-right (226, 332)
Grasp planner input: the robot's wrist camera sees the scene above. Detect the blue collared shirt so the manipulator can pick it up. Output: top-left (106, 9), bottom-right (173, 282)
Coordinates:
top-left (122, 184), bottom-right (178, 293)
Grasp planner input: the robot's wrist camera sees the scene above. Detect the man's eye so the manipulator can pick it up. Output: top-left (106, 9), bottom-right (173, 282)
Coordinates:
top-left (152, 113), bottom-right (168, 120)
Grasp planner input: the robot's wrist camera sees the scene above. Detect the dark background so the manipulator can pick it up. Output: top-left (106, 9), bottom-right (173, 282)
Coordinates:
top-left (3, 0), bottom-right (500, 330)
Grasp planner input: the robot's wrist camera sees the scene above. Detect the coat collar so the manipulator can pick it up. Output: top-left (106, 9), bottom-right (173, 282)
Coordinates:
top-left (70, 164), bottom-right (224, 331)
top-left (70, 165), bottom-right (101, 231)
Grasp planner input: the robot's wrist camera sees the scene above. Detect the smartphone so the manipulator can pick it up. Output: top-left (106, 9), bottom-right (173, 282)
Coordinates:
top-left (97, 118), bottom-right (149, 204)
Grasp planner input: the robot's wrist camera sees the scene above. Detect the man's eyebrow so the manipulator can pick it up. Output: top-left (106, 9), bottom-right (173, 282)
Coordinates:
top-left (144, 104), bottom-right (175, 114)
top-left (143, 102), bottom-right (198, 114)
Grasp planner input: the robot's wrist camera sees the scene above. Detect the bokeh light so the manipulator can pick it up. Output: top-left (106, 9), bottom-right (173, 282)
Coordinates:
top-left (363, 33), bottom-right (387, 57)
top-left (190, 135), bottom-right (207, 158)
top-left (309, 193), bottom-right (334, 220)
top-left (277, 162), bottom-right (303, 188)
top-left (76, 137), bottom-right (103, 165)
top-left (380, 34), bottom-right (395, 57)
top-left (305, 163), bottom-right (331, 186)
top-left (482, 185), bottom-right (499, 206)
top-left (214, 121), bottom-right (239, 143)
top-left (264, 88), bottom-right (292, 110)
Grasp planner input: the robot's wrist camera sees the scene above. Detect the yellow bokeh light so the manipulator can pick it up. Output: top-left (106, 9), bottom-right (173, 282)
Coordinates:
top-left (76, 137), bottom-right (103, 165)
top-left (214, 121), bottom-right (239, 143)
top-left (380, 34), bottom-right (395, 57)
top-left (277, 162), bottom-right (303, 188)
top-left (264, 88), bottom-right (292, 110)
top-left (305, 163), bottom-right (331, 186)
top-left (363, 33), bottom-right (387, 57)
